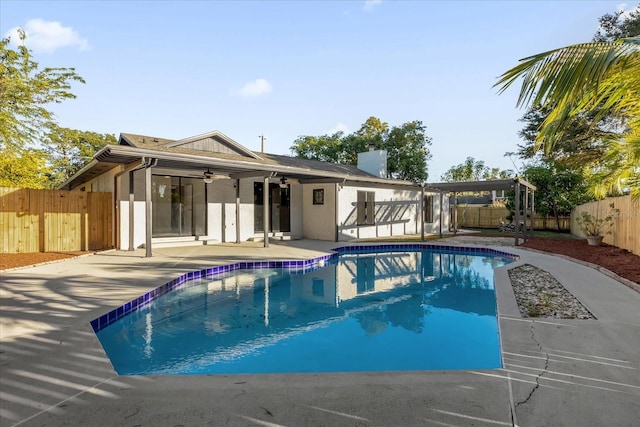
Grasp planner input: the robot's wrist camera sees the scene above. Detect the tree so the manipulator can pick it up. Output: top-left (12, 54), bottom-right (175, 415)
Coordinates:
top-left (44, 126), bottom-right (117, 187)
top-left (496, 36), bottom-right (640, 198)
top-left (291, 116), bottom-right (432, 182)
top-left (385, 121), bottom-right (431, 181)
top-left (0, 29), bottom-right (85, 188)
top-left (522, 163), bottom-right (591, 230)
top-left (501, 5), bottom-right (640, 198)
top-left (355, 116), bottom-right (388, 148)
top-left (593, 6), bottom-right (640, 42)
top-left (0, 29), bottom-right (85, 151)
top-left (0, 149), bottom-right (50, 189)
top-left (441, 157), bottom-right (512, 182)
top-left (516, 105), bottom-right (615, 168)
top-left (288, 132), bottom-right (344, 163)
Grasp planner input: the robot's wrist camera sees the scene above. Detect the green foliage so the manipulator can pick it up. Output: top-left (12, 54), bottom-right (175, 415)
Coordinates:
top-left (523, 163), bottom-right (591, 222)
top-left (0, 29), bottom-right (100, 189)
top-left (385, 121), bottom-right (432, 181)
top-left (291, 116), bottom-right (432, 182)
top-left (593, 6), bottom-right (640, 42)
top-left (0, 149), bottom-right (50, 188)
top-left (0, 29), bottom-right (85, 150)
top-left (44, 126), bottom-right (117, 187)
top-left (290, 132), bottom-right (350, 164)
top-left (575, 203), bottom-right (620, 236)
top-left (441, 157), bottom-right (512, 182)
top-left (516, 106), bottom-right (615, 168)
top-left (497, 4), bottom-right (640, 198)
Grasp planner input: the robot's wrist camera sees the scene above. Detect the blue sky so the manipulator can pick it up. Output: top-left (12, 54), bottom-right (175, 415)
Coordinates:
top-left (1, 0), bottom-right (635, 180)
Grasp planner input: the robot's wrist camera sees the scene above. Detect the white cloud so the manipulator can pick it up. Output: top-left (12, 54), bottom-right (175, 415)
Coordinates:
top-left (364, 0), bottom-right (382, 11)
top-left (618, 3), bottom-right (640, 21)
top-left (233, 78), bottom-right (273, 97)
top-left (326, 122), bottom-right (350, 135)
top-left (6, 19), bottom-right (89, 54)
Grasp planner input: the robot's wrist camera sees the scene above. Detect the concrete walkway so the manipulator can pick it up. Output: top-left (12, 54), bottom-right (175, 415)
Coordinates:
top-left (1, 238), bottom-right (638, 426)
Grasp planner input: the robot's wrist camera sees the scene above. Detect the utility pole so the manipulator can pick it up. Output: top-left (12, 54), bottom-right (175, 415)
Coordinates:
top-left (259, 134), bottom-right (266, 153)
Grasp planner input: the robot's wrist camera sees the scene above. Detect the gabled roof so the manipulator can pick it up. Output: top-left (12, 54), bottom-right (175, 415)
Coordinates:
top-left (119, 131), bottom-right (262, 160)
top-left (59, 131), bottom-right (416, 190)
top-left (167, 130), bottom-right (262, 160)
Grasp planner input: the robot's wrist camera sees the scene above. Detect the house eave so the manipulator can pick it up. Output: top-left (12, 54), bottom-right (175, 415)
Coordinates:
top-left (94, 145), bottom-right (421, 187)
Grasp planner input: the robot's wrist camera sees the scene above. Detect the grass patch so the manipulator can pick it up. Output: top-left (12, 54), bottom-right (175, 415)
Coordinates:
top-left (462, 228), bottom-right (579, 239)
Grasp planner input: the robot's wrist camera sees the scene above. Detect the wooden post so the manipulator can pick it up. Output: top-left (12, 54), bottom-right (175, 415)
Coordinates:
top-left (453, 192), bottom-right (458, 234)
top-left (514, 181), bottom-right (521, 246)
top-left (128, 170), bottom-right (135, 251)
top-left (524, 187), bottom-right (529, 242)
top-left (420, 184), bottom-right (425, 241)
top-left (235, 179), bottom-right (241, 243)
top-left (530, 189), bottom-right (535, 238)
top-left (335, 182), bottom-right (340, 242)
top-left (263, 176), bottom-right (269, 248)
top-left (145, 165), bottom-right (152, 257)
top-left (439, 191), bottom-right (444, 238)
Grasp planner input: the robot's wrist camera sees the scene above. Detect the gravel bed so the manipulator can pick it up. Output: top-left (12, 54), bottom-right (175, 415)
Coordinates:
top-left (508, 264), bottom-right (595, 319)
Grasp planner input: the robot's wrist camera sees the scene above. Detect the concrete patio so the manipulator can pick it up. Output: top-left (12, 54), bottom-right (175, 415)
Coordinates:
top-left (1, 237), bottom-right (639, 426)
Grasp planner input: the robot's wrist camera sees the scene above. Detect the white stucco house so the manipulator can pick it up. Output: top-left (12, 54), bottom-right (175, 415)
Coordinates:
top-left (60, 130), bottom-right (450, 256)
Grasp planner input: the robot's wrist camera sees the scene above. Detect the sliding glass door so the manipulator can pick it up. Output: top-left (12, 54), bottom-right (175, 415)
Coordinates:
top-left (254, 182), bottom-right (290, 233)
top-left (152, 176), bottom-right (206, 237)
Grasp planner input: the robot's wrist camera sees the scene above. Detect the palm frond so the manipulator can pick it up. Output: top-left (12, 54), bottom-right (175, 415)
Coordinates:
top-left (495, 37), bottom-right (640, 109)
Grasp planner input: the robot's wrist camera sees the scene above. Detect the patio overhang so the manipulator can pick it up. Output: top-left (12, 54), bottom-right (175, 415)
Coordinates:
top-left (427, 178), bottom-right (537, 246)
top-left (427, 177), bottom-right (536, 193)
top-left (60, 144), bottom-right (444, 256)
top-left (60, 144), bottom-right (424, 191)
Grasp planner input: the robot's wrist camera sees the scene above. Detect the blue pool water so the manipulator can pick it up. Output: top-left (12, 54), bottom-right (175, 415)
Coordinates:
top-left (95, 246), bottom-right (515, 375)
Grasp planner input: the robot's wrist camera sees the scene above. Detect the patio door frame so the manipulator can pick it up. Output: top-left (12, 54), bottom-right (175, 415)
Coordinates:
top-left (151, 175), bottom-right (207, 238)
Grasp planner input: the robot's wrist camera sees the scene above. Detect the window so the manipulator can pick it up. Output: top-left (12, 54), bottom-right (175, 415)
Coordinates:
top-left (357, 191), bottom-right (375, 225)
top-left (313, 188), bottom-right (324, 205)
top-left (424, 195), bottom-right (434, 223)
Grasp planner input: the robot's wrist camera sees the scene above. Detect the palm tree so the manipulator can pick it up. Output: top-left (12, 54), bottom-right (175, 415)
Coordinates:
top-left (495, 37), bottom-right (640, 198)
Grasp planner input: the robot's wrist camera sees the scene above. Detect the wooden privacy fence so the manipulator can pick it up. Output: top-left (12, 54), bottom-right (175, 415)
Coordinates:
top-left (0, 187), bottom-right (113, 253)
top-left (455, 206), bottom-right (571, 231)
top-left (572, 195), bottom-right (640, 255)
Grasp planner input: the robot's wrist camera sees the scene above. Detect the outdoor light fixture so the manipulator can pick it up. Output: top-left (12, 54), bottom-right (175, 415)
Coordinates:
top-left (203, 168), bottom-right (214, 184)
top-left (279, 176), bottom-right (288, 189)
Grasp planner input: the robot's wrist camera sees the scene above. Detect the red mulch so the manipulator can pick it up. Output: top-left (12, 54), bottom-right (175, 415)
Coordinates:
top-left (522, 237), bottom-right (640, 284)
top-left (0, 251), bottom-right (93, 271)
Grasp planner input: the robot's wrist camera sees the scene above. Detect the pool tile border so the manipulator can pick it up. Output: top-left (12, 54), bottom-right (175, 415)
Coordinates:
top-left (90, 244), bottom-right (518, 333)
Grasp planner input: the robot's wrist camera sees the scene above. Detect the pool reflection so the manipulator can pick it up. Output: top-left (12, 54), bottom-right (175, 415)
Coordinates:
top-left (97, 249), bottom-right (511, 375)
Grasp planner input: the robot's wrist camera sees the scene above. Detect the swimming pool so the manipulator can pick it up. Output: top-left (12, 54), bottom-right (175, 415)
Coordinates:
top-left (93, 245), bottom-right (517, 375)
